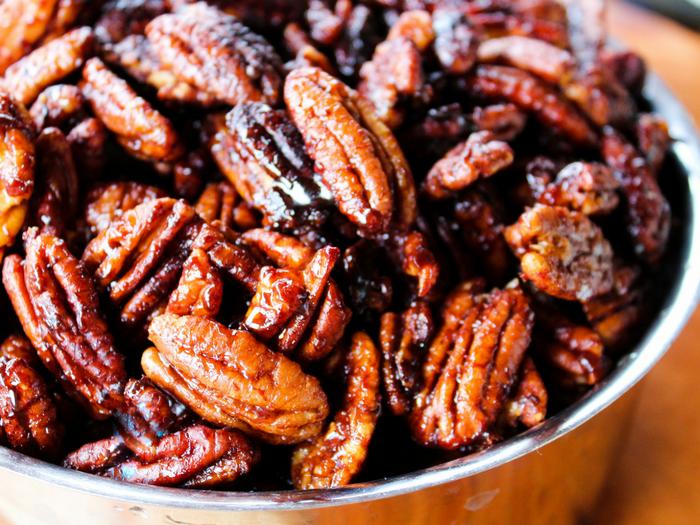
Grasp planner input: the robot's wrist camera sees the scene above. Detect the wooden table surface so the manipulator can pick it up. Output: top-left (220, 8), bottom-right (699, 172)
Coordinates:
top-left (596, 3), bottom-right (700, 523)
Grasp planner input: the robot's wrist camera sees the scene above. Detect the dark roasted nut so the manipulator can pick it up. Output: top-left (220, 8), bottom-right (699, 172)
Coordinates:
top-left (502, 356), bottom-right (547, 428)
top-left (64, 435), bottom-right (131, 474)
top-left (285, 67), bottom-right (416, 234)
top-left (423, 131), bottom-right (514, 199)
top-left (602, 127), bottom-right (671, 264)
top-left (0, 335), bottom-right (63, 459)
top-left (463, 65), bottom-right (597, 146)
top-left (66, 117), bottom-right (108, 177)
top-left (601, 49), bottom-right (646, 95)
top-left (212, 103), bottom-right (333, 229)
top-left (2, 27), bottom-right (94, 106)
top-left (380, 301), bottom-right (433, 416)
top-left (143, 314), bottom-right (330, 444)
top-left (341, 239), bottom-right (393, 315)
top-left (81, 57), bottom-right (184, 163)
top-left (505, 204), bottom-right (614, 301)
top-left (195, 181), bottom-right (260, 233)
top-left (470, 103), bottom-right (527, 141)
top-left (0, 0), bottom-right (58, 74)
top-left (432, 8), bottom-right (478, 74)
top-left (2, 230), bottom-right (127, 419)
top-left (29, 85), bottom-right (86, 131)
top-left (636, 114), bottom-right (671, 178)
top-left (333, 3), bottom-right (384, 79)
top-left (145, 3), bottom-right (283, 106)
top-left (291, 331), bottom-right (380, 489)
top-left (536, 161), bottom-right (620, 216)
top-left (411, 283), bottom-right (534, 449)
top-left (0, 92), bottom-right (35, 259)
top-left (95, 0), bottom-right (172, 44)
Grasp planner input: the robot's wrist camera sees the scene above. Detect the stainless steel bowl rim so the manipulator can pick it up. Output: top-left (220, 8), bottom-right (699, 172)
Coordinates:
top-left (1, 74), bottom-right (699, 512)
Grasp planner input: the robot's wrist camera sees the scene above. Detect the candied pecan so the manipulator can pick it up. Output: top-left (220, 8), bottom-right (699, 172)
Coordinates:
top-left (380, 301), bottom-right (433, 416)
top-left (423, 131), bottom-right (514, 199)
top-left (502, 356), bottom-right (547, 428)
top-left (0, 335), bottom-right (63, 459)
top-left (2, 26), bottom-right (94, 106)
top-left (212, 103), bottom-right (333, 229)
top-left (292, 331), bottom-right (380, 489)
top-left (39, 0), bottom-right (95, 43)
top-left (29, 85), bottom-right (86, 131)
top-left (636, 114), bottom-right (671, 178)
top-left (2, 230), bottom-right (127, 419)
top-left (333, 3), bottom-right (384, 78)
top-left (285, 67), bottom-right (416, 234)
top-left (0, 0), bottom-right (59, 74)
top-left (195, 181), bottom-right (259, 233)
top-left (95, 0), bottom-right (172, 44)
top-left (145, 3), bottom-right (283, 106)
top-left (283, 23), bottom-right (335, 74)
top-left (0, 92), bottom-right (35, 259)
top-left (80, 58), bottom-right (184, 163)
top-left (143, 314), bottom-right (330, 444)
top-left (305, 0), bottom-right (345, 45)
top-left (64, 434), bottom-right (131, 474)
top-left (536, 161), bottom-right (620, 216)
top-left (468, 11), bottom-right (570, 48)
top-left (601, 127), bottom-right (671, 264)
top-left (433, 8), bottom-right (478, 74)
top-left (463, 65), bottom-right (597, 146)
top-left (470, 103), bottom-right (527, 142)
top-left (66, 117), bottom-right (108, 177)
top-left (389, 230), bottom-right (440, 298)
top-left (166, 248), bottom-right (223, 318)
top-left (411, 283), bottom-right (534, 449)
top-left (387, 10), bottom-right (435, 51)
top-left (505, 205), bottom-right (614, 301)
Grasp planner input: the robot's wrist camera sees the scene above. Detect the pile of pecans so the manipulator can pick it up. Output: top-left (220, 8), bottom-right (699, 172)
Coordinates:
top-left (0, 0), bottom-right (674, 490)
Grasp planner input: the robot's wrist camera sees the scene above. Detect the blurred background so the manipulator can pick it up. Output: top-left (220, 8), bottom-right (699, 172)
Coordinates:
top-left (632, 0), bottom-right (700, 29)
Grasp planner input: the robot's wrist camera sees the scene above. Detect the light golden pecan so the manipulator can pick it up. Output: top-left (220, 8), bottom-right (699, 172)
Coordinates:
top-left (143, 314), bottom-right (330, 444)
top-left (505, 204), bottom-right (614, 302)
top-left (195, 181), bottom-right (260, 233)
top-left (29, 84), bottom-right (86, 131)
top-left (502, 356), bottom-right (547, 429)
top-left (145, 3), bottom-right (283, 106)
top-left (285, 67), bottom-right (417, 235)
top-left (80, 57), bottom-right (184, 163)
top-left (291, 331), bottom-right (380, 489)
top-left (411, 282), bottom-right (534, 449)
top-left (2, 26), bottom-right (94, 106)
top-left (0, 0), bottom-right (59, 74)
top-left (2, 229), bottom-right (127, 419)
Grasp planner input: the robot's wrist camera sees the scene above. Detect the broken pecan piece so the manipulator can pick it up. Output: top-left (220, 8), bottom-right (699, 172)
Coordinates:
top-left (505, 205), bottom-right (614, 302)
top-left (291, 331), bottom-right (380, 489)
top-left (195, 181), bottom-right (260, 233)
top-left (143, 314), bottom-right (330, 444)
top-left (502, 356), bottom-right (547, 429)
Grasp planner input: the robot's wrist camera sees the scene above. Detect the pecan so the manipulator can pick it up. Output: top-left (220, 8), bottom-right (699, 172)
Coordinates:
top-left (601, 49), bottom-right (646, 95)
top-left (80, 58), bottom-right (184, 163)
top-left (380, 301), bottom-right (433, 416)
top-left (2, 230), bottom-right (127, 419)
top-left (305, 0), bottom-right (344, 45)
top-left (463, 65), bottom-right (597, 146)
top-left (195, 181), bottom-right (260, 233)
top-left (143, 314), bottom-right (330, 444)
top-left (601, 127), bottom-right (671, 264)
top-left (39, 0), bottom-right (95, 43)
top-left (0, 0), bottom-right (59, 74)
top-left (0, 335), bottom-right (63, 459)
top-left (636, 114), bottom-right (671, 178)
top-left (66, 117), bottom-right (108, 178)
top-left (387, 10), bottom-right (435, 52)
top-left (64, 435), bottom-right (131, 474)
top-left (470, 103), bottom-right (527, 141)
top-left (291, 331), bottom-right (380, 489)
top-left (145, 3), bottom-right (283, 106)
top-left (166, 248), bottom-right (223, 318)
top-left (0, 92), bottom-right (35, 259)
top-left (341, 240), bottom-right (393, 315)
top-left (29, 85), bottom-right (86, 131)
top-left (411, 282), bottom-right (534, 449)
top-left (333, 4), bottom-right (384, 78)
top-left (468, 11), bottom-right (570, 48)
top-left (433, 8), bottom-right (478, 74)
top-left (95, 0), bottom-right (172, 45)
top-left (390, 230), bottom-right (440, 298)
top-left (2, 26), bottom-right (94, 106)
top-left (212, 103), bottom-right (333, 229)
top-left (283, 23), bottom-right (336, 74)
top-left (285, 67), bottom-right (416, 234)
top-left (505, 204), bottom-right (614, 302)
top-left (423, 131), bottom-right (514, 199)
top-left (502, 356), bottom-right (547, 428)
top-left (536, 161), bottom-right (620, 216)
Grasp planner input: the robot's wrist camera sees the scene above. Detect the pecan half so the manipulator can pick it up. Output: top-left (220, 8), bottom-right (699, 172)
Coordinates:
top-left (66, 117), bottom-right (108, 178)
top-left (411, 282), bottom-right (534, 449)
top-left (470, 103), bottom-right (527, 142)
top-left (386, 10), bottom-right (435, 51)
top-left (166, 248), bottom-right (223, 318)
top-left (505, 204), bottom-right (614, 301)
top-left (291, 331), bottom-right (380, 489)
top-left (2, 230), bottom-right (127, 419)
top-left (143, 314), bottom-right (330, 444)
top-left (285, 67), bottom-right (416, 234)
top-left (29, 84), bottom-right (86, 131)
top-left (195, 181), bottom-right (260, 233)
top-left (433, 8), bottom-right (479, 74)
top-left (145, 3), bottom-right (283, 106)
top-left (0, 0), bottom-right (59, 74)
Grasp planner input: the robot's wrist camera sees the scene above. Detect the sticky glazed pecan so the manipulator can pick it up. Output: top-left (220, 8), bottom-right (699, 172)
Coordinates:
top-left (291, 331), bottom-right (380, 489)
top-left (285, 67), bottom-right (416, 235)
top-left (411, 282), bottom-right (534, 449)
top-left (0, 0), bottom-right (59, 74)
top-left (2, 230), bottom-right (127, 419)
top-left (29, 84), bottom-right (87, 131)
top-left (505, 205), bottom-right (614, 302)
top-left (195, 181), bottom-right (259, 233)
top-left (0, 334), bottom-right (64, 459)
top-left (143, 314), bottom-right (329, 444)
top-left (502, 356), bottom-right (547, 429)
top-left (470, 103), bottom-right (527, 141)
top-left (432, 7), bottom-right (479, 74)
top-left (145, 3), bottom-right (283, 106)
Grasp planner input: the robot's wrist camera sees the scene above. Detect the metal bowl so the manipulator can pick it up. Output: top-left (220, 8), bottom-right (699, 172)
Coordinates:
top-left (1, 74), bottom-right (699, 525)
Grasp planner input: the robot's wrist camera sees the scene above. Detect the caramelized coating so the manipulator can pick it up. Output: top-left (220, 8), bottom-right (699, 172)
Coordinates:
top-left (387, 10), bottom-right (435, 51)
top-left (0, 335), bottom-right (63, 459)
top-left (283, 23), bottom-right (336, 74)
top-left (601, 127), bottom-right (671, 264)
top-left (95, 0), bottom-right (172, 44)
top-left (411, 283), bottom-right (534, 449)
top-left (470, 103), bottom-right (527, 141)
top-left (636, 114), bottom-right (671, 178)
top-left (291, 331), bottom-right (380, 489)
top-left (432, 8), bottom-right (479, 74)
top-left (380, 301), bottom-right (433, 416)
top-left (66, 117), bottom-right (108, 177)
top-left (195, 181), bottom-right (259, 233)
top-left (0, 0), bottom-right (59, 74)
top-left (391, 230), bottom-right (441, 298)
top-left (166, 248), bottom-right (223, 318)
top-left (2, 230), bottom-right (127, 419)
top-left (502, 356), bottom-right (547, 428)
top-left (505, 205), bottom-right (614, 301)
top-left (63, 435), bottom-right (130, 474)
top-left (423, 131), bottom-right (514, 199)
top-left (143, 314), bottom-right (330, 444)
top-left (145, 3), bottom-right (283, 106)
top-left (2, 26), bottom-right (94, 106)
top-left (285, 67), bottom-right (416, 234)
top-left (80, 58), bottom-right (183, 162)
top-left (29, 84), bottom-right (86, 131)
